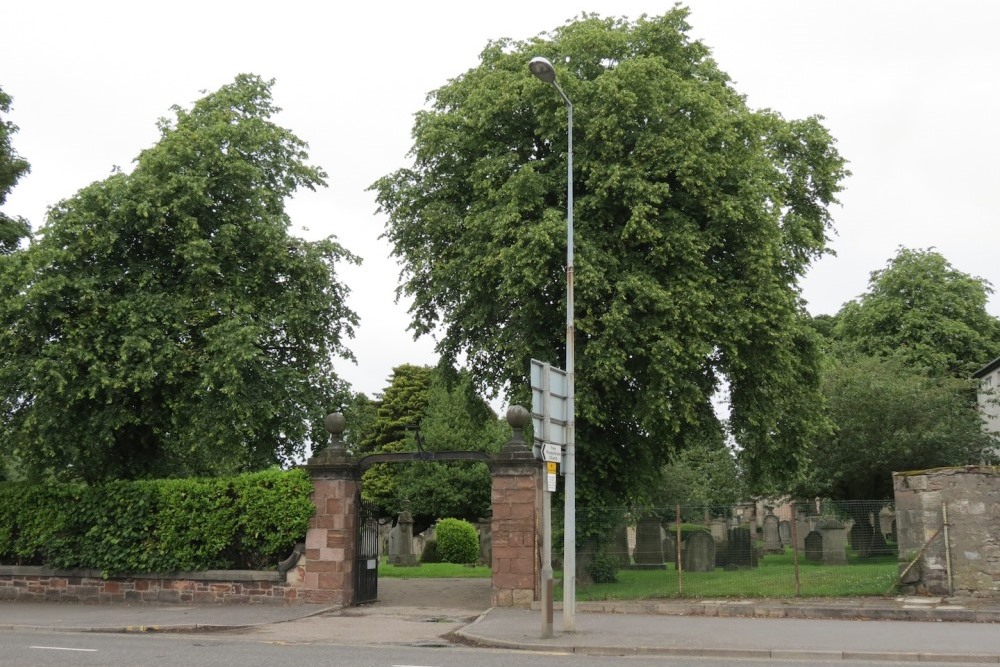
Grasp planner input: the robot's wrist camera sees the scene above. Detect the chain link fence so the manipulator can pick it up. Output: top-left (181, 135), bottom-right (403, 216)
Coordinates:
top-left (566, 500), bottom-right (898, 599)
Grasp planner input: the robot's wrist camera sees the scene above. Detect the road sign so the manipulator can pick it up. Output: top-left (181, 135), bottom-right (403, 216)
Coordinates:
top-left (541, 443), bottom-right (563, 463)
top-left (546, 462), bottom-right (558, 492)
top-left (530, 359), bottom-right (569, 450)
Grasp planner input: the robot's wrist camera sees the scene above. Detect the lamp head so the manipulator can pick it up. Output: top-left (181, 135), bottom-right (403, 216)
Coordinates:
top-left (529, 56), bottom-right (557, 84)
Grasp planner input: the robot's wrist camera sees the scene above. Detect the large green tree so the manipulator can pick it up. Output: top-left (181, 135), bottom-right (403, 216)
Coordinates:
top-left (0, 75), bottom-right (358, 483)
top-left (0, 86), bottom-right (31, 254)
top-left (372, 11), bottom-right (847, 508)
top-left (359, 364), bottom-right (506, 525)
top-left (796, 353), bottom-right (993, 501)
top-left (835, 248), bottom-right (1000, 377)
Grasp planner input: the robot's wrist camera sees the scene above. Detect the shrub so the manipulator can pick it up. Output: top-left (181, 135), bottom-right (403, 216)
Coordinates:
top-left (0, 470), bottom-right (314, 573)
top-left (587, 550), bottom-right (620, 584)
top-left (434, 518), bottom-right (479, 564)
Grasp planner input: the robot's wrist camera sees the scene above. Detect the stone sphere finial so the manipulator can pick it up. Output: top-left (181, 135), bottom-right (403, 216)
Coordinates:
top-left (506, 405), bottom-right (530, 429)
top-left (324, 412), bottom-right (346, 437)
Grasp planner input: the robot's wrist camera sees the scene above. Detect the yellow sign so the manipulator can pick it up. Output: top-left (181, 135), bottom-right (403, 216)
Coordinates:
top-left (546, 462), bottom-right (558, 474)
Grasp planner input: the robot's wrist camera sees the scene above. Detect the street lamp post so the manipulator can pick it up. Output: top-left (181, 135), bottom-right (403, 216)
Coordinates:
top-left (529, 55), bottom-right (576, 632)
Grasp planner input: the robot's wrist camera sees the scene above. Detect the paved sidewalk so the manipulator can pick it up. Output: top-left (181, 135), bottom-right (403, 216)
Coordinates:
top-left (4, 581), bottom-right (1000, 662)
top-left (458, 604), bottom-right (1000, 663)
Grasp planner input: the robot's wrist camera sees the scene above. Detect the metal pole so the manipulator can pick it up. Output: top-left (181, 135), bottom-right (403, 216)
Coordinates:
top-left (540, 366), bottom-right (553, 638)
top-left (555, 82), bottom-right (576, 632)
top-left (528, 58), bottom-right (575, 631)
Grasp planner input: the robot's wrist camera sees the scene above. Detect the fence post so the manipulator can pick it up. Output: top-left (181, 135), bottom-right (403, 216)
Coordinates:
top-left (675, 504), bottom-right (683, 595)
top-left (791, 502), bottom-right (801, 597)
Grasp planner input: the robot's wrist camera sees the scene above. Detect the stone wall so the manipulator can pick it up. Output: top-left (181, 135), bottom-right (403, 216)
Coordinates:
top-left (0, 566), bottom-right (303, 604)
top-left (893, 466), bottom-right (1000, 597)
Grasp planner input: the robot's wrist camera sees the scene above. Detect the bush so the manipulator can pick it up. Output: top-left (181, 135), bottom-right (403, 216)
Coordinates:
top-left (0, 469), bottom-right (314, 573)
top-left (587, 550), bottom-right (620, 584)
top-left (434, 518), bottom-right (479, 564)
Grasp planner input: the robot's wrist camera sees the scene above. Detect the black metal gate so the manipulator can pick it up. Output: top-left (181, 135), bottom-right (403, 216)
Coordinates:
top-left (354, 490), bottom-right (379, 604)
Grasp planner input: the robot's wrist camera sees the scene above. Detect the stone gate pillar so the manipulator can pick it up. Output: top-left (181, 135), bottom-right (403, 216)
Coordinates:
top-left (488, 405), bottom-right (541, 607)
top-left (302, 413), bottom-right (360, 605)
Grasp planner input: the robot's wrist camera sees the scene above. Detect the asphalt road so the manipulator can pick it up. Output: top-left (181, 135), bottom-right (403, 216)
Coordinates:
top-left (1, 629), bottom-right (995, 667)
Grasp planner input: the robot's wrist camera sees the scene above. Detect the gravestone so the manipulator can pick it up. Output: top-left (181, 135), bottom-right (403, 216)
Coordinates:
top-left (709, 518), bottom-right (728, 543)
top-left (682, 531), bottom-right (716, 572)
top-left (817, 518), bottom-right (848, 565)
top-left (613, 523), bottom-right (631, 566)
top-left (662, 533), bottom-right (677, 565)
top-left (849, 517), bottom-right (874, 557)
top-left (727, 526), bottom-right (757, 568)
top-left (762, 512), bottom-right (783, 554)
top-left (633, 516), bottom-right (665, 568)
top-left (778, 520), bottom-right (792, 547)
top-left (392, 502), bottom-right (418, 566)
top-left (878, 506), bottom-right (895, 539)
top-left (386, 522), bottom-right (401, 563)
top-left (795, 512), bottom-right (812, 551)
top-left (804, 530), bottom-right (823, 562)
top-left (478, 517), bottom-right (492, 565)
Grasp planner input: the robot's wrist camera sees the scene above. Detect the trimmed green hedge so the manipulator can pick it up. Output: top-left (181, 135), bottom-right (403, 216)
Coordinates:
top-left (0, 469), bottom-right (314, 574)
top-left (434, 518), bottom-right (479, 564)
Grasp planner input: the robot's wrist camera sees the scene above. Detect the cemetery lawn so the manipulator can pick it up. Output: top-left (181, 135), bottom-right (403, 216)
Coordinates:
top-left (562, 551), bottom-right (899, 600)
top-left (380, 562), bottom-right (492, 578)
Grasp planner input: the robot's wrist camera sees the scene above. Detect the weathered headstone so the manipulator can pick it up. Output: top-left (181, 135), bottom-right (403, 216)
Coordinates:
top-left (795, 512), bottom-right (811, 551)
top-left (662, 533), bottom-right (677, 564)
top-left (633, 516), bottom-right (665, 568)
top-left (878, 506), bottom-right (895, 539)
top-left (478, 517), bottom-right (492, 565)
top-left (804, 530), bottom-right (823, 562)
top-left (778, 520), bottom-right (792, 547)
top-left (817, 517), bottom-right (848, 565)
top-left (682, 531), bottom-right (716, 572)
top-left (762, 512), bottom-right (783, 554)
top-left (727, 526), bottom-right (757, 568)
top-left (613, 523), bottom-right (631, 566)
top-left (849, 517), bottom-right (874, 557)
top-left (709, 518), bottom-right (728, 544)
top-left (392, 502), bottom-right (418, 566)
top-left (386, 523), bottom-right (401, 562)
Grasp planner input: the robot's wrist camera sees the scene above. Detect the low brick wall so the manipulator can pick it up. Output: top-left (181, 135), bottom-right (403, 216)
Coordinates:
top-left (0, 566), bottom-right (305, 605)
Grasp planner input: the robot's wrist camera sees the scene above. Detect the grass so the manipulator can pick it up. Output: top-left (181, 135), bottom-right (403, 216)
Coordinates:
top-left (379, 561), bottom-right (491, 578)
top-left (376, 549), bottom-right (898, 599)
top-left (563, 549), bottom-right (899, 601)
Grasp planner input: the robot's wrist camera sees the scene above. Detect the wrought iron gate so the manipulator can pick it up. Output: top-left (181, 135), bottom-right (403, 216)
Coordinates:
top-left (354, 490), bottom-right (379, 604)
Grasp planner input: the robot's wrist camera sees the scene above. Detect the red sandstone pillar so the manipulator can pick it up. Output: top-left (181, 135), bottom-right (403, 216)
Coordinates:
top-left (302, 413), bottom-right (359, 606)
top-left (489, 406), bottom-right (542, 607)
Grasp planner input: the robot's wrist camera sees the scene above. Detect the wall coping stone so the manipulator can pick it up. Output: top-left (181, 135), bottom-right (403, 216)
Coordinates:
top-left (0, 566), bottom-right (282, 582)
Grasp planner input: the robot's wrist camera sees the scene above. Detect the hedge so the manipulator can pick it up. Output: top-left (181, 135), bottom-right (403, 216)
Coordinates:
top-left (0, 469), bottom-right (314, 574)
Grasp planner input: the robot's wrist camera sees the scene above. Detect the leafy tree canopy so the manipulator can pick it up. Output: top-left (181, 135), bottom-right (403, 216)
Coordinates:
top-left (0, 75), bottom-right (358, 483)
top-left (358, 364), bottom-right (507, 525)
top-left (794, 353), bottom-right (994, 500)
top-left (835, 247), bottom-right (1000, 377)
top-left (0, 86), bottom-right (31, 254)
top-left (372, 10), bottom-right (848, 506)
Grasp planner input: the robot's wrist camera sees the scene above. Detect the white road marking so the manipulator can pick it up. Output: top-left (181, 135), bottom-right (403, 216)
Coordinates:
top-left (30, 646), bottom-right (98, 652)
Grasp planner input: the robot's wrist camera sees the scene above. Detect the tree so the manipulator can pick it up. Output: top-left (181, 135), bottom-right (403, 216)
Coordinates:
top-left (0, 86), bottom-right (31, 254)
top-left (359, 364), bottom-right (507, 526)
top-left (794, 353), bottom-right (993, 502)
top-left (372, 10), bottom-right (848, 510)
top-left (835, 248), bottom-right (1000, 377)
top-left (657, 427), bottom-right (745, 512)
top-left (0, 75), bottom-right (358, 483)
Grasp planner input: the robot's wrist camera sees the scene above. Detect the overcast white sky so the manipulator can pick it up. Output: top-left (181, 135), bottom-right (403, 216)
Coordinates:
top-left (4, 1), bottom-right (999, 400)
